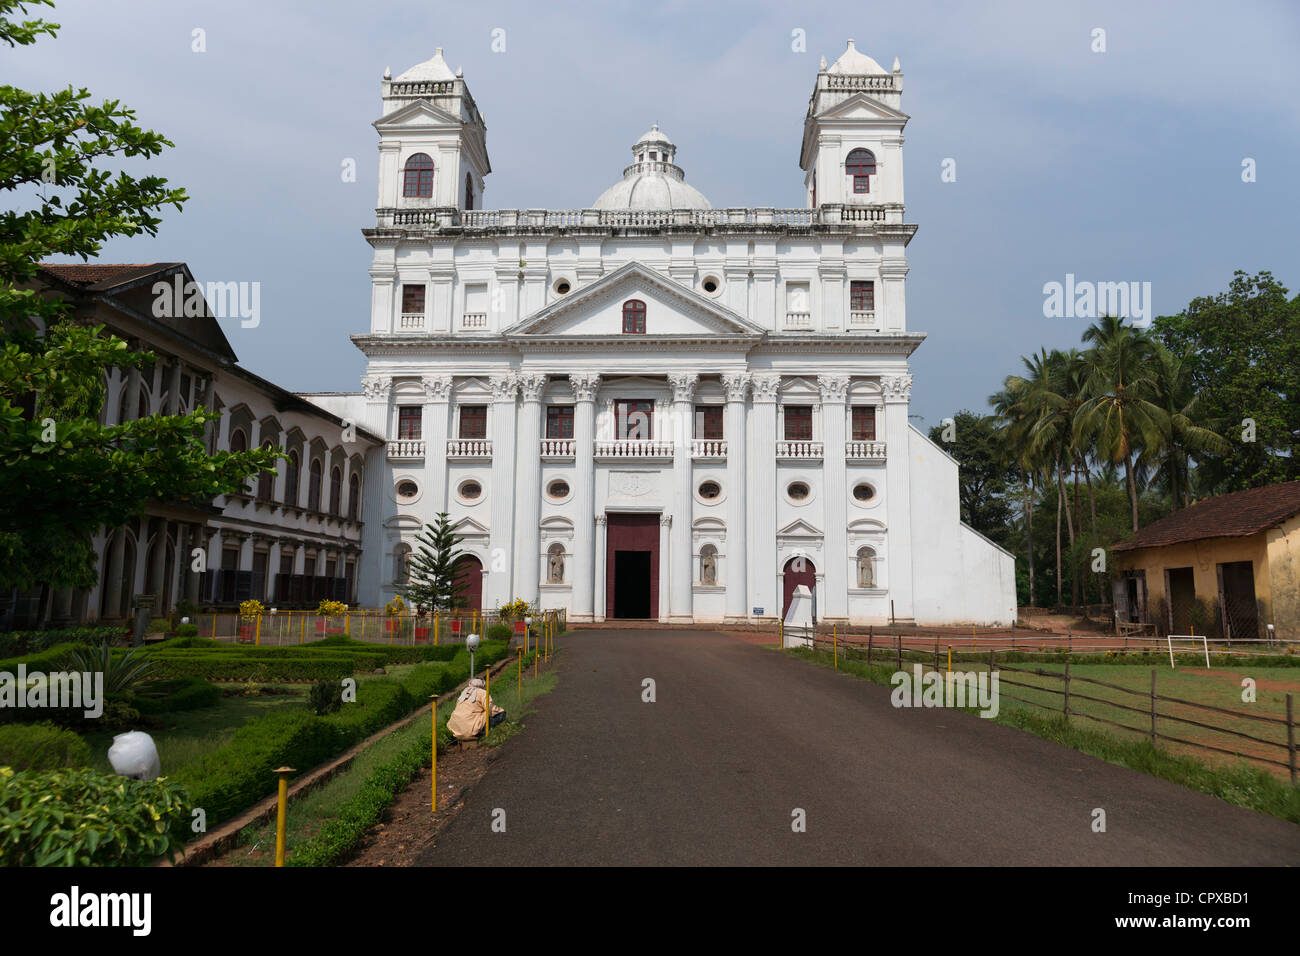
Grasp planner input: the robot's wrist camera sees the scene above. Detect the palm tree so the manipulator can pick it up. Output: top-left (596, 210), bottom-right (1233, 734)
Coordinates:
top-left (1146, 344), bottom-right (1231, 509)
top-left (1076, 316), bottom-right (1168, 533)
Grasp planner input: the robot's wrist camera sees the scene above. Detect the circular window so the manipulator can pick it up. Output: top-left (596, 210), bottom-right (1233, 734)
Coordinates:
top-left (395, 479), bottom-right (419, 502)
top-left (701, 275), bottom-right (721, 295)
top-left (547, 479), bottom-right (570, 500)
top-left (458, 479), bottom-right (483, 502)
top-left (554, 279), bottom-right (571, 295)
top-left (787, 481), bottom-right (810, 502)
top-left (698, 480), bottom-right (721, 500)
top-left (853, 483), bottom-right (876, 502)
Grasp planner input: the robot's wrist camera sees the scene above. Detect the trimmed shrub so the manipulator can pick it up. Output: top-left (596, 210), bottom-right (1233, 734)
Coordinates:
top-left (0, 722), bottom-right (91, 770)
top-left (308, 680), bottom-right (344, 716)
top-left (173, 623), bottom-right (200, 638)
top-left (0, 766), bottom-right (191, 865)
top-left (131, 677), bottom-right (222, 715)
top-left (0, 626), bottom-right (126, 658)
top-left (486, 623), bottom-right (513, 642)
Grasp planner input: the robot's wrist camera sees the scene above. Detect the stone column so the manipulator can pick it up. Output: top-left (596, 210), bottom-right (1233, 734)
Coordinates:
top-left (361, 374), bottom-right (392, 448)
top-left (721, 372), bottom-right (750, 621)
top-left (130, 517), bottom-right (150, 602)
top-left (593, 514), bottom-right (607, 622)
top-left (104, 527), bottom-right (127, 618)
top-left (185, 525), bottom-right (203, 603)
top-left (569, 373), bottom-right (601, 622)
top-left (268, 539), bottom-right (282, 604)
top-left (750, 373), bottom-right (780, 619)
top-left (487, 373), bottom-right (519, 608)
top-left (166, 360), bottom-right (182, 416)
top-left (667, 372), bottom-right (698, 623)
top-left (421, 375), bottom-right (452, 510)
top-left (882, 373), bottom-right (915, 622)
top-left (819, 375), bottom-right (850, 621)
top-left (513, 373), bottom-right (547, 608)
top-left (658, 514), bottom-right (672, 623)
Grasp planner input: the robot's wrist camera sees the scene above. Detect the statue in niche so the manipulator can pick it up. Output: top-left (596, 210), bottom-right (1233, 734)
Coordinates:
top-left (700, 546), bottom-right (717, 586)
top-left (547, 546), bottom-right (565, 584)
top-left (857, 549), bottom-right (876, 589)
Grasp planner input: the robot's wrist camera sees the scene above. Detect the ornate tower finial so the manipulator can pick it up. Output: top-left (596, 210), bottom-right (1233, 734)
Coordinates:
top-left (893, 56), bottom-right (901, 73)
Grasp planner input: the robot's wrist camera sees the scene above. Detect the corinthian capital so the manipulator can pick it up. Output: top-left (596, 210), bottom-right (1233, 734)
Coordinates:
top-left (881, 373), bottom-right (913, 403)
top-left (818, 374), bottom-right (850, 404)
top-left (720, 372), bottom-right (751, 402)
top-left (517, 371), bottom-right (549, 403)
top-left (666, 372), bottom-right (699, 403)
top-left (489, 372), bottom-right (518, 402)
top-left (361, 374), bottom-right (391, 402)
top-left (421, 374), bottom-right (452, 402)
top-left (750, 373), bottom-right (781, 403)
top-left (568, 371), bottom-right (601, 403)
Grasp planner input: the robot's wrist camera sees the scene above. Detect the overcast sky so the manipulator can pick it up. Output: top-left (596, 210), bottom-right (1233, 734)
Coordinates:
top-left (11, 0), bottom-right (1299, 429)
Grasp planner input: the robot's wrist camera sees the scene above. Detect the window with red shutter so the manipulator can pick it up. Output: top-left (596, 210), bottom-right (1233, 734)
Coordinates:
top-left (397, 406), bottom-right (422, 440)
top-left (846, 148), bottom-right (876, 194)
top-left (694, 405), bottom-right (724, 440)
top-left (546, 405), bottom-right (574, 439)
top-left (851, 406), bottom-right (877, 441)
top-left (401, 285), bottom-right (425, 314)
top-left (784, 406), bottom-right (813, 441)
top-left (850, 281), bottom-right (875, 312)
top-left (403, 153), bottom-right (434, 198)
top-left (622, 299), bottom-right (646, 334)
top-left (459, 405), bottom-right (487, 439)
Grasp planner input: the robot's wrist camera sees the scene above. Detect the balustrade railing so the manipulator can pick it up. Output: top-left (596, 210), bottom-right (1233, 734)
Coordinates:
top-left (446, 439), bottom-right (492, 457)
top-left (776, 440), bottom-right (824, 459)
top-left (387, 440), bottom-right (425, 459)
top-left (594, 439), bottom-right (675, 458)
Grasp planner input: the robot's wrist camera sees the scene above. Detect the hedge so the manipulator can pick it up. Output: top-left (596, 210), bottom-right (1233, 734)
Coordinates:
top-left (131, 677), bottom-right (222, 715)
top-left (171, 641), bottom-right (507, 824)
top-left (0, 642), bottom-right (84, 677)
top-left (141, 654), bottom-right (358, 682)
top-left (0, 626), bottom-right (126, 659)
top-left (0, 722), bottom-right (91, 771)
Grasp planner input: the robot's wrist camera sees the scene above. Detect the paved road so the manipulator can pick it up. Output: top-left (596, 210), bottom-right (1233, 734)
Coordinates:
top-left (418, 629), bottom-right (1300, 865)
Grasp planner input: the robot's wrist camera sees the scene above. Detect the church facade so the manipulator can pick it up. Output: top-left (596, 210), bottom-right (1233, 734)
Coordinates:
top-left (321, 40), bottom-right (1016, 626)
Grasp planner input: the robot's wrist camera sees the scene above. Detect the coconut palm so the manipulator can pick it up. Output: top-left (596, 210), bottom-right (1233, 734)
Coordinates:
top-left (1146, 344), bottom-right (1231, 509)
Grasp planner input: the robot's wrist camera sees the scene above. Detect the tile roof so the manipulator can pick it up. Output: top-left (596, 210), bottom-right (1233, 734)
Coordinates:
top-left (39, 262), bottom-right (175, 290)
top-left (1113, 481), bottom-right (1300, 551)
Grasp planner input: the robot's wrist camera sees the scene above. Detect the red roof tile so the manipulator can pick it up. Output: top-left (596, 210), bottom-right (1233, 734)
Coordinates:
top-left (39, 263), bottom-right (171, 290)
top-left (1113, 481), bottom-right (1300, 551)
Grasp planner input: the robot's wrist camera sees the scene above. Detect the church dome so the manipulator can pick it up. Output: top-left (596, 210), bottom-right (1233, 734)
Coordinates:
top-left (827, 38), bottom-right (886, 75)
top-left (592, 125), bottom-right (712, 210)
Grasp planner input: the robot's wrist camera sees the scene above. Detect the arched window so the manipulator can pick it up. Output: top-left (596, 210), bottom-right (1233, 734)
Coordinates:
top-left (308, 459), bottom-right (323, 512)
top-left (699, 544), bottom-right (718, 586)
top-left (329, 466), bottom-right (342, 516)
top-left (622, 299), bottom-right (646, 334)
top-left (229, 428), bottom-right (247, 453)
top-left (856, 546), bottom-right (877, 589)
top-left (348, 473), bottom-right (361, 521)
top-left (846, 148), bottom-right (876, 194)
top-left (257, 440), bottom-right (274, 501)
top-left (465, 172), bottom-right (474, 210)
top-left (547, 543), bottom-right (565, 583)
top-left (284, 450), bottom-right (300, 507)
top-left (394, 543), bottom-right (412, 585)
top-left (403, 153), bottom-right (434, 198)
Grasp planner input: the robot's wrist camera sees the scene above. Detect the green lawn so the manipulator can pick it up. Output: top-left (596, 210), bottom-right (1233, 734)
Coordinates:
top-left (82, 686), bottom-right (309, 776)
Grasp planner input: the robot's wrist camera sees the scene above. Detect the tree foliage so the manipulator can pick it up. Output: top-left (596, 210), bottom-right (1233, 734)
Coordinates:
top-left (399, 513), bottom-right (466, 612)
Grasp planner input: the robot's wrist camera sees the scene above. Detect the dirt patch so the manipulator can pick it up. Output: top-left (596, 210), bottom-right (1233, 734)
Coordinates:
top-left (344, 744), bottom-right (499, 867)
top-left (1199, 669), bottom-right (1298, 694)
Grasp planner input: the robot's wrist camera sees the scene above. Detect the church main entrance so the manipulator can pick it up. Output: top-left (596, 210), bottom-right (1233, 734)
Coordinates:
top-left (605, 512), bottom-right (659, 619)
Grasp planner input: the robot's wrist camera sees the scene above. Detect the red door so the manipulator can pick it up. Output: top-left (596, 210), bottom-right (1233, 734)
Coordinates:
top-left (782, 556), bottom-right (816, 620)
top-left (606, 513), bottom-right (659, 619)
top-left (453, 555), bottom-right (483, 613)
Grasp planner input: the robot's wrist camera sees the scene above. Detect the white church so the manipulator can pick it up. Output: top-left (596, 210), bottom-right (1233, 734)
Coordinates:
top-left (316, 39), bottom-right (1017, 626)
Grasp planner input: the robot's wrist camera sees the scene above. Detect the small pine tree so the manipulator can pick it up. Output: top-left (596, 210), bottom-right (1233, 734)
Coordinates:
top-left (400, 513), bottom-right (466, 611)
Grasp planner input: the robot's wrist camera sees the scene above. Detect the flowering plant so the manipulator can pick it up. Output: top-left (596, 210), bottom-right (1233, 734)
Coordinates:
top-left (239, 599), bottom-right (266, 620)
top-left (317, 599), bottom-right (348, 617)
top-left (385, 595), bottom-right (406, 616)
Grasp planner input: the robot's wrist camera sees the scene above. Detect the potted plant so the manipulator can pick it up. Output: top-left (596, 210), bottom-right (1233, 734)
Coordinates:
top-left (238, 599), bottom-right (265, 643)
top-left (384, 595), bottom-right (407, 641)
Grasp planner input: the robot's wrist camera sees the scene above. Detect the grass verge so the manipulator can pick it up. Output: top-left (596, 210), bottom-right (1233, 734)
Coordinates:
top-left (785, 646), bottom-right (1300, 824)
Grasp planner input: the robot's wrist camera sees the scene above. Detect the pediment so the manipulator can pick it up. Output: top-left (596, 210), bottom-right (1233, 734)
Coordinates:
top-left (777, 518), bottom-right (824, 538)
top-left (816, 92), bottom-right (909, 123)
top-left (451, 516), bottom-right (490, 537)
top-left (374, 99), bottom-right (463, 132)
top-left (504, 262), bottom-right (765, 340)
top-left (848, 517), bottom-right (887, 534)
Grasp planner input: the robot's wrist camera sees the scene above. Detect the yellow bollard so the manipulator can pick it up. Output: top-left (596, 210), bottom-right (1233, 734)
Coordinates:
top-left (484, 665), bottom-right (491, 742)
top-left (947, 646), bottom-right (952, 674)
top-left (517, 646), bottom-right (522, 699)
top-left (345, 612), bottom-right (350, 638)
top-left (834, 624), bottom-right (838, 669)
top-left (273, 766), bottom-right (295, 866)
top-left (299, 612), bottom-right (305, 644)
top-left (255, 613), bottom-right (262, 646)
top-left (211, 613), bottom-right (217, 641)
top-left (430, 695), bottom-right (438, 812)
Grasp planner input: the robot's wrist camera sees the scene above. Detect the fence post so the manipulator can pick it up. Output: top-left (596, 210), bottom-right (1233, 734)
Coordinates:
top-left (1287, 693), bottom-right (1296, 786)
top-left (988, 649), bottom-right (995, 675)
top-left (1149, 670), bottom-right (1157, 745)
top-left (896, 635), bottom-right (902, 671)
top-left (1064, 660), bottom-right (1071, 718)
top-left (933, 642), bottom-right (939, 673)
top-left (866, 629), bottom-right (873, 666)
